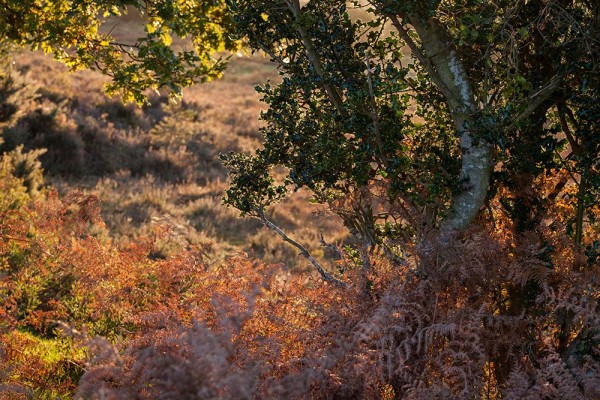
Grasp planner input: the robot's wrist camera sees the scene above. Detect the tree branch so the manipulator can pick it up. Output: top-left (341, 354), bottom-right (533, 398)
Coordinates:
top-left (575, 170), bottom-right (588, 248)
top-left (558, 102), bottom-right (582, 155)
top-left (285, 0), bottom-right (346, 115)
top-left (388, 15), bottom-right (454, 102)
top-left (319, 233), bottom-right (345, 260)
top-left (507, 73), bottom-right (564, 129)
top-left (255, 207), bottom-right (349, 288)
top-left (365, 51), bottom-right (388, 168)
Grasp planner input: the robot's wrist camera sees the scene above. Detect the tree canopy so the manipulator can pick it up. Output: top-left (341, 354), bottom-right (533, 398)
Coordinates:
top-left (2, 0), bottom-right (597, 239)
top-left (0, 0), bottom-right (239, 103)
top-left (223, 0), bottom-right (599, 248)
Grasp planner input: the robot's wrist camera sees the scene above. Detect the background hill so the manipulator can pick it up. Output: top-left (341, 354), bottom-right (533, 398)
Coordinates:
top-left (4, 44), bottom-right (349, 270)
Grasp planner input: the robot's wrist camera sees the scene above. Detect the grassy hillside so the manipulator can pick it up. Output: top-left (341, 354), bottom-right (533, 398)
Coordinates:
top-left (4, 47), bottom-right (348, 270)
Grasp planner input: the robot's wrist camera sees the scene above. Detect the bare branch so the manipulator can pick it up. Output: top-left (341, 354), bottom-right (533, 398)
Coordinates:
top-left (365, 51), bottom-right (388, 168)
top-left (575, 170), bottom-right (588, 247)
top-left (255, 207), bottom-right (349, 288)
top-left (508, 73), bottom-right (564, 129)
top-left (319, 233), bottom-right (345, 260)
top-left (558, 103), bottom-right (582, 155)
top-left (388, 15), bottom-right (454, 103)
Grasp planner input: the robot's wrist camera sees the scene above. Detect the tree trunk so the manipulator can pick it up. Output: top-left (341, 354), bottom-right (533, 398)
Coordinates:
top-left (442, 128), bottom-right (493, 232)
top-left (406, 16), bottom-right (493, 233)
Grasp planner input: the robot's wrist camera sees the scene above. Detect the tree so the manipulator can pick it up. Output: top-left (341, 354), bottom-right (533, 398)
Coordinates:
top-left (220, 1), bottom-right (600, 392)
top-left (223, 0), bottom-right (599, 249)
top-left (0, 0), bottom-right (239, 103)
top-left (3, 0), bottom-right (596, 249)
top-left (1, 0), bottom-right (599, 395)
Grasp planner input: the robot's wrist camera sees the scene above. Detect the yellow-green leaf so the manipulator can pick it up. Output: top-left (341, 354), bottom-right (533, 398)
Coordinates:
top-left (160, 31), bottom-right (172, 46)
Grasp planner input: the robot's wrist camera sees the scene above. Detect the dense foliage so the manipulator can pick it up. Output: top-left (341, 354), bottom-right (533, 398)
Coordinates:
top-left (0, 0), bottom-right (238, 103)
top-left (0, 142), bottom-right (598, 399)
top-left (224, 0), bottom-right (600, 242)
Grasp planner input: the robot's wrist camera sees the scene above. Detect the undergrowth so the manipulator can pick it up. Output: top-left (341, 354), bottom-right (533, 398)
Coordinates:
top-left (0, 141), bottom-right (598, 399)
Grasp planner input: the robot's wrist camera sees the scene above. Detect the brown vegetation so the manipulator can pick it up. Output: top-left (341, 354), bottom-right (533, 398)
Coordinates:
top-left (1, 9), bottom-right (599, 399)
top-left (0, 152), bottom-right (598, 399)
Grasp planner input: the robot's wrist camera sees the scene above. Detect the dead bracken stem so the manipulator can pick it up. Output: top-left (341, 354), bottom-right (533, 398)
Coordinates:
top-left (255, 206), bottom-right (349, 288)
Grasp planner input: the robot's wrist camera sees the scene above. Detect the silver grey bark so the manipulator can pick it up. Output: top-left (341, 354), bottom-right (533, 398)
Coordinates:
top-left (405, 16), bottom-right (493, 232)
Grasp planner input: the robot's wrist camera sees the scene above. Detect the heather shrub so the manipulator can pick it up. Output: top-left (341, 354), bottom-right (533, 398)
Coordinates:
top-left (0, 48), bottom-right (37, 131)
top-left (2, 99), bottom-right (87, 176)
top-left (0, 145), bottom-right (45, 219)
top-left (0, 156), bottom-right (31, 213)
top-left (2, 145), bottom-right (46, 195)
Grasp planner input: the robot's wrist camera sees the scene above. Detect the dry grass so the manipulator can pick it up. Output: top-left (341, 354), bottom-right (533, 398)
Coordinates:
top-left (7, 37), bottom-right (348, 270)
